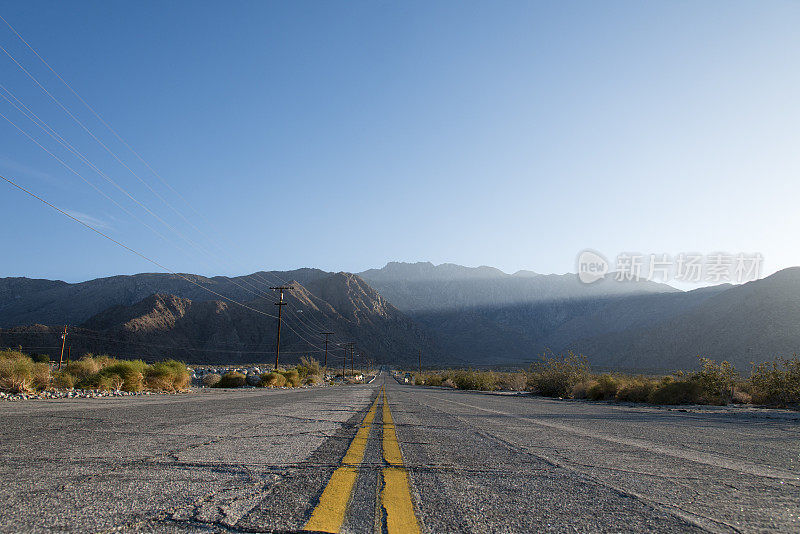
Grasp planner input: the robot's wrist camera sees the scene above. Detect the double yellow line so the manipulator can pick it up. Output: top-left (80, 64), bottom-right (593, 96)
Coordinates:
top-left (304, 384), bottom-right (420, 533)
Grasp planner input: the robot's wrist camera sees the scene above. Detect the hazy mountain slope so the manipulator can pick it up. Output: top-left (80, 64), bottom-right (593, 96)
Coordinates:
top-left (359, 262), bottom-right (677, 312)
top-left (411, 286), bottom-right (729, 365)
top-left (569, 268), bottom-right (800, 370)
top-left (0, 269), bottom-right (330, 328)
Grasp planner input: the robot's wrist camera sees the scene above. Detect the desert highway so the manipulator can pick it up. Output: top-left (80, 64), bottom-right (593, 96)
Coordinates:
top-left (0, 373), bottom-right (798, 533)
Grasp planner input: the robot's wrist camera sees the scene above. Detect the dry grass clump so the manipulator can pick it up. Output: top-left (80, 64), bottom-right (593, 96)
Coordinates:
top-left (202, 373), bottom-right (222, 387)
top-left (614, 377), bottom-right (655, 403)
top-left (495, 372), bottom-right (526, 391)
top-left (281, 369), bottom-right (301, 387)
top-left (51, 370), bottom-right (76, 389)
top-left (587, 374), bottom-right (618, 400)
top-left (143, 360), bottom-right (190, 391)
top-left (570, 380), bottom-right (597, 399)
top-left (260, 371), bottom-right (287, 388)
top-left (0, 349), bottom-right (50, 393)
top-left (0, 350), bottom-right (189, 393)
top-left (215, 371), bottom-right (246, 388)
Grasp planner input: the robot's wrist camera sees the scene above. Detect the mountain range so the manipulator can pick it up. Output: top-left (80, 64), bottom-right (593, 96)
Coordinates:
top-left (1, 262), bottom-right (799, 371)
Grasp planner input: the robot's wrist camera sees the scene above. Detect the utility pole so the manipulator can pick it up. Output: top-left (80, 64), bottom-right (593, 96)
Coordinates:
top-left (350, 343), bottom-right (355, 376)
top-left (58, 325), bottom-right (68, 370)
top-left (419, 349), bottom-right (422, 376)
top-left (270, 286), bottom-right (294, 370)
top-left (341, 346), bottom-right (347, 380)
top-left (321, 332), bottom-right (334, 368)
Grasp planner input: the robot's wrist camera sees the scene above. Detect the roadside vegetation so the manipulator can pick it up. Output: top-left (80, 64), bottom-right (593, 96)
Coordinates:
top-left (0, 349), bottom-right (190, 393)
top-left (207, 357), bottom-right (336, 389)
top-left (411, 351), bottom-right (800, 408)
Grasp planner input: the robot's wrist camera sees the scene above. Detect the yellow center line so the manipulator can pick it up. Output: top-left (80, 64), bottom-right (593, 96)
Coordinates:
top-left (381, 387), bottom-right (421, 534)
top-left (304, 386), bottom-right (384, 533)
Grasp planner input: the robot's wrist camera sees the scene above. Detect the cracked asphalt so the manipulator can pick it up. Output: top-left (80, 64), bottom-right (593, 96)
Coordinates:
top-left (1, 373), bottom-right (798, 533)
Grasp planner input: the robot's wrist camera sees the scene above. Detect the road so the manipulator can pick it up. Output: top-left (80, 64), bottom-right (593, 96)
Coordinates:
top-left (0, 373), bottom-right (798, 533)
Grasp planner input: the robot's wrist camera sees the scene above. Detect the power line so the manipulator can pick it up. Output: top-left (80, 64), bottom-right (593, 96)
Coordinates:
top-left (0, 20), bottom-right (337, 353)
top-left (0, 90), bottom-right (331, 347)
top-left (0, 173), bottom-right (282, 320)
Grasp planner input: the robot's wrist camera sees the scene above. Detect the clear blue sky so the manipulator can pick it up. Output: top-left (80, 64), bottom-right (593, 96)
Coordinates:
top-left (1, 1), bottom-right (799, 283)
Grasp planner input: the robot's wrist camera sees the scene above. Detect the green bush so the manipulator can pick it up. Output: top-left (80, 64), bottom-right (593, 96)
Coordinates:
top-left (95, 360), bottom-right (147, 391)
top-left (527, 351), bottom-right (591, 397)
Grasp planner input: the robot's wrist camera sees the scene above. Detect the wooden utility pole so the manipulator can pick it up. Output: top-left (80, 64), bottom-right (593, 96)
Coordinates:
top-left (270, 286), bottom-right (294, 370)
top-left (58, 325), bottom-right (68, 370)
top-left (342, 347), bottom-right (347, 380)
top-left (321, 332), bottom-right (334, 368)
top-left (350, 343), bottom-right (355, 376)
top-left (419, 349), bottom-right (422, 376)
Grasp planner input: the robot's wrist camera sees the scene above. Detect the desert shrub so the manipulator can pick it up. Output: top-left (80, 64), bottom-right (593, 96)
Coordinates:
top-left (281, 369), bottom-right (301, 387)
top-left (32, 362), bottom-right (51, 390)
top-left (145, 360), bottom-right (191, 391)
top-left (615, 377), bottom-right (656, 403)
top-left (260, 371), bottom-right (287, 388)
top-left (588, 374), bottom-right (618, 400)
top-left (527, 351), bottom-right (591, 397)
top-left (748, 356), bottom-right (800, 406)
top-left (52, 371), bottom-right (75, 389)
top-left (304, 374), bottom-right (322, 386)
top-left (299, 357), bottom-right (322, 376)
top-left (0, 351), bottom-right (35, 393)
top-left (215, 371), bottom-right (246, 388)
top-left (731, 389), bottom-right (752, 404)
top-left (452, 369), bottom-right (497, 391)
top-left (441, 378), bottom-right (457, 388)
top-left (648, 379), bottom-right (702, 405)
top-left (690, 358), bottom-right (739, 404)
top-left (66, 356), bottom-right (104, 381)
top-left (496, 372), bottom-right (526, 391)
top-left (418, 372), bottom-right (442, 386)
top-left (94, 375), bottom-right (117, 391)
top-left (571, 380), bottom-right (597, 399)
top-left (202, 373), bottom-right (222, 387)
top-left (97, 360), bottom-right (147, 392)
top-left (30, 353), bottom-right (50, 364)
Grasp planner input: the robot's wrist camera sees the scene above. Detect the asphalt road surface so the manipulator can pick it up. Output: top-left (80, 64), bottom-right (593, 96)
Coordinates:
top-left (1, 373), bottom-right (798, 533)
